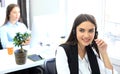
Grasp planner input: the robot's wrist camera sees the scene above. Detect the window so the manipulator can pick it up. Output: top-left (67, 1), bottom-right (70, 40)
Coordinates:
top-left (104, 0), bottom-right (120, 58)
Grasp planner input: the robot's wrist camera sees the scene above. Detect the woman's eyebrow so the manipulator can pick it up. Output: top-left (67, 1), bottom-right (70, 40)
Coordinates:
top-left (79, 28), bottom-right (84, 29)
top-left (89, 28), bottom-right (95, 30)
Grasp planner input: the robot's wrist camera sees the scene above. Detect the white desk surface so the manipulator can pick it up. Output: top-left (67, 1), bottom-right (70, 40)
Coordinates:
top-left (0, 46), bottom-right (56, 74)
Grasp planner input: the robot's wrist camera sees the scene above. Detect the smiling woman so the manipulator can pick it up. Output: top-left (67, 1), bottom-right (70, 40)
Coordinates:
top-left (56, 14), bottom-right (118, 74)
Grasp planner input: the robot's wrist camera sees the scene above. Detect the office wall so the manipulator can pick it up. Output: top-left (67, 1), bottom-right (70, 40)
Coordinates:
top-left (30, 0), bottom-right (66, 47)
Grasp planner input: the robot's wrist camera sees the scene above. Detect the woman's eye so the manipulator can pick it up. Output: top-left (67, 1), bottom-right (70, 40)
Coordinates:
top-left (79, 29), bottom-right (84, 32)
top-left (89, 29), bottom-right (94, 33)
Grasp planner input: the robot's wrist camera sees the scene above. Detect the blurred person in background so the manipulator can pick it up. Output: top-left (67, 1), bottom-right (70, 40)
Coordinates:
top-left (0, 3), bottom-right (30, 49)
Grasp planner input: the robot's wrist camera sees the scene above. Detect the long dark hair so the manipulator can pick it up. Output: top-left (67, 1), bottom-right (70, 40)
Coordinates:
top-left (65, 14), bottom-right (100, 74)
top-left (3, 4), bottom-right (22, 25)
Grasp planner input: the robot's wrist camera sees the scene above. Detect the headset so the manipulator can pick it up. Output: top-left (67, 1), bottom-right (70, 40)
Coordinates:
top-left (94, 31), bottom-right (98, 39)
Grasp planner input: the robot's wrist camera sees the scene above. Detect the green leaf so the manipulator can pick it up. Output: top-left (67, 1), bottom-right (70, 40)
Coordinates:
top-left (13, 32), bottom-right (31, 51)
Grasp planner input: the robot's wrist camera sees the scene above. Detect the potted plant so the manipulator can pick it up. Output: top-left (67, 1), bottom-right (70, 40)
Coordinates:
top-left (13, 32), bottom-right (31, 65)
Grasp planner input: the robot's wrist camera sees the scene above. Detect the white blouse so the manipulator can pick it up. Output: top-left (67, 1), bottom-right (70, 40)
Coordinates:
top-left (56, 46), bottom-right (118, 74)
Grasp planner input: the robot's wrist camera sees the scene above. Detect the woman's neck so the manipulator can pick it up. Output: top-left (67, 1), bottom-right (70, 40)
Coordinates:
top-left (78, 44), bottom-right (86, 59)
top-left (9, 20), bottom-right (17, 25)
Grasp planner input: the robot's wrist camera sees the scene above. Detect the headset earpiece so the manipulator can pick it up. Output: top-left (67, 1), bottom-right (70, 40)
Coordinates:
top-left (94, 31), bottom-right (98, 39)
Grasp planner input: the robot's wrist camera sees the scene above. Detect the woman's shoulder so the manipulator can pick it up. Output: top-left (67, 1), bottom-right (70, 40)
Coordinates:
top-left (17, 22), bottom-right (27, 28)
top-left (0, 25), bottom-right (8, 32)
top-left (59, 43), bottom-right (75, 48)
top-left (59, 44), bottom-right (77, 54)
top-left (17, 22), bottom-right (25, 25)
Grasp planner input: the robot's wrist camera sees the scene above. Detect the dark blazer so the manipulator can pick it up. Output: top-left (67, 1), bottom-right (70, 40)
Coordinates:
top-left (60, 44), bottom-right (78, 74)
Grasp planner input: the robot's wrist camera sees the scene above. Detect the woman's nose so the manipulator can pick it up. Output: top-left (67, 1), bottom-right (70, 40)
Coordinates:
top-left (84, 32), bottom-right (89, 37)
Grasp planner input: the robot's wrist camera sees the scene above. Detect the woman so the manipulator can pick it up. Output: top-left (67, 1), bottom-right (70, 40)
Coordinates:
top-left (56, 14), bottom-right (118, 74)
top-left (0, 4), bottom-right (30, 49)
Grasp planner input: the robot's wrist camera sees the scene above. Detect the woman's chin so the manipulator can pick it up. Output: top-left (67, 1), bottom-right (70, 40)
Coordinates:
top-left (83, 42), bottom-right (90, 46)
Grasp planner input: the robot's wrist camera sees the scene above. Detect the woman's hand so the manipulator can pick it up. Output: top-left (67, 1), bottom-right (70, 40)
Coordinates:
top-left (95, 39), bottom-right (107, 55)
top-left (22, 37), bottom-right (31, 46)
top-left (95, 39), bottom-right (113, 70)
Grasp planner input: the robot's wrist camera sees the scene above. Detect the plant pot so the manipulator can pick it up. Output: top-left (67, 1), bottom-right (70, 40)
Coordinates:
top-left (14, 49), bottom-right (27, 65)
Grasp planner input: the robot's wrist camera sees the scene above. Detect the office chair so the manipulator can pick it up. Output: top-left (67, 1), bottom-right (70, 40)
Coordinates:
top-left (43, 58), bottom-right (57, 74)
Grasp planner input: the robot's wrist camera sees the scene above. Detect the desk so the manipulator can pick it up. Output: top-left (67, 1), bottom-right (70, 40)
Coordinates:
top-left (0, 46), bottom-right (56, 74)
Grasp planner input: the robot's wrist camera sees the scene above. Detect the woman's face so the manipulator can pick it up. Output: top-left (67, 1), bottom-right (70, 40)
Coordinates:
top-left (76, 21), bottom-right (95, 47)
top-left (9, 6), bottom-right (20, 22)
